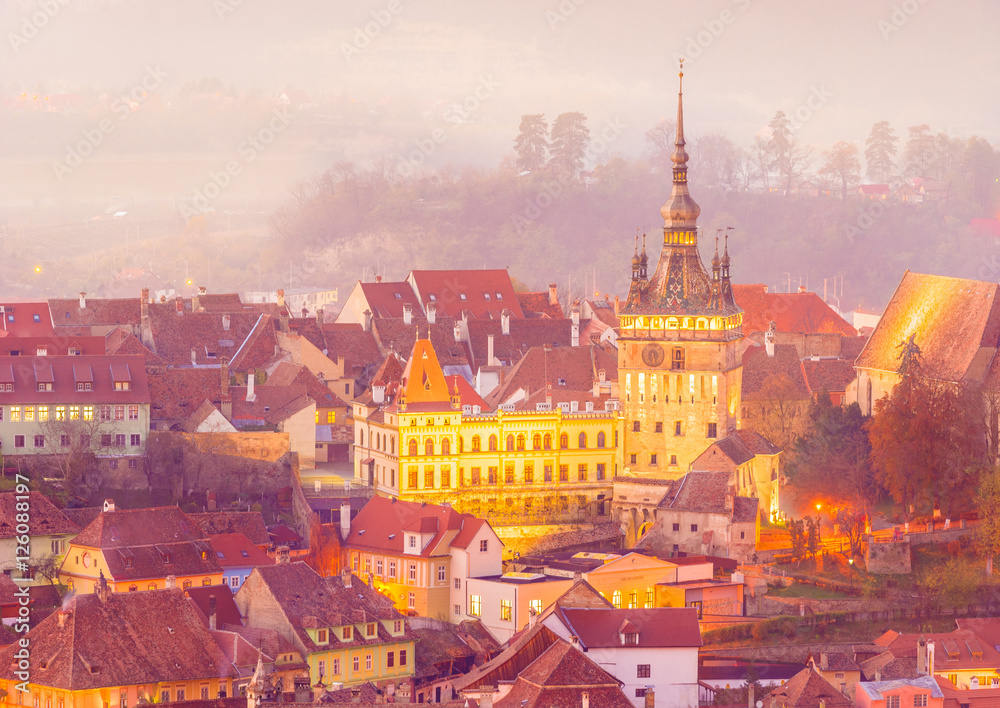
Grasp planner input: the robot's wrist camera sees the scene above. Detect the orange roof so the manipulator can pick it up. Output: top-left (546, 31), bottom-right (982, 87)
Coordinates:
top-left (731, 284), bottom-right (856, 336)
top-left (855, 271), bottom-right (1000, 383)
top-left (399, 338), bottom-right (451, 405)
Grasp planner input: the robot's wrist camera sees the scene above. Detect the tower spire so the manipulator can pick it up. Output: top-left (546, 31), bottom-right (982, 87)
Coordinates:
top-left (660, 59), bottom-right (701, 238)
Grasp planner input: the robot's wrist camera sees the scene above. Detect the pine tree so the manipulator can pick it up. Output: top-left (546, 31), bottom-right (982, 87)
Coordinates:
top-left (513, 114), bottom-right (549, 172)
top-left (548, 112), bottom-right (590, 176)
top-left (864, 121), bottom-right (898, 183)
top-left (818, 141), bottom-right (861, 200)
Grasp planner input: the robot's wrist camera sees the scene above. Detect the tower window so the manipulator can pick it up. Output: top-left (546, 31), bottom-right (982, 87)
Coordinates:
top-left (671, 348), bottom-right (685, 370)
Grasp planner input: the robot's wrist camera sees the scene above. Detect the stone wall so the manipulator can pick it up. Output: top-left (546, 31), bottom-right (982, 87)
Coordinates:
top-left (494, 521), bottom-right (622, 559)
top-left (865, 537), bottom-right (912, 574)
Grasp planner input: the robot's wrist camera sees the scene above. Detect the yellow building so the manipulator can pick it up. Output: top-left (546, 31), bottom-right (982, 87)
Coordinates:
top-left (59, 505), bottom-right (224, 593)
top-left (353, 338), bottom-right (623, 525)
top-left (618, 68), bottom-right (744, 477)
top-left (0, 582), bottom-right (237, 708)
top-left (235, 563), bottom-right (415, 689)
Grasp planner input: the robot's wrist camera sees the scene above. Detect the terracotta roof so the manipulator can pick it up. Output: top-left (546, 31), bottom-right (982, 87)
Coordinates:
top-left (840, 335), bottom-right (869, 362)
top-left (188, 512), bottom-right (270, 547)
top-left (731, 284), bottom-right (856, 336)
top-left (228, 315), bottom-right (279, 372)
top-left (209, 533), bottom-right (275, 569)
top-left (210, 624), bottom-right (301, 672)
top-left (693, 429), bottom-right (782, 471)
top-left (0, 301), bottom-right (57, 336)
top-left (486, 343), bottom-right (617, 408)
top-left (933, 674), bottom-right (1000, 706)
top-left (287, 318), bottom-right (325, 350)
top-left (372, 316), bottom-right (472, 374)
top-left (741, 343), bottom-right (811, 401)
top-left (859, 652), bottom-right (919, 681)
top-left (147, 304), bottom-right (265, 367)
top-left (49, 298), bottom-right (141, 328)
top-left (61, 506), bottom-right (102, 530)
top-left (0, 354), bottom-right (149, 405)
top-left (268, 524), bottom-right (301, 544)
top-left (0, 588), bottom-right (237, 689)
top-left (732, 496), bottom-right (759, 523)
top-left (407, 269), bottom-right (524, 320)
top-left (386, 338), bottom-right (469, 413)
top-left (493, 640), bottom-right (632, 708)
top-left (0, 335), bottom-right (105, 356)
top-left (196, 294), bottom-right (245, 312)
top-left (808, 651), bottom-right (860, 672)
top-left (557, 607), bottom-right (701, 648)
top-left (241, 563), bottom-right (407, 653)
top-left (732, 428), bottom-right (782, 455)
top-left (344, 497), bottom-right (492, 558)
top-left (466, 318), bottom-right (573, 369)
top-left (767, 667), bottom-right (852, 707)
top-left (263, 362), bottom-right (349, 409)
top-left (323, 326), bottom-right (380, 378)
top-left (356, 281), bottom-right (421, 319)
top-left (880, 626), bottom-right (1000, 673)
top-left (516, 292), bottom-right (564, 319)
top-left (0, 491), bottom-right (78, 539)
top-left (148, 367), bottom-right (223, 423)
top-left (854, 271), bottom-right (1000, 384)
top-left (802, 357), bottom-right (856, 396)
top-left (454, 623), bottom-right (562, 692)
top-left (104, 328), bottom-right (163, 364)
top-left (230, 384), bottom-right (313, 426)
top-left (185, 584), bottom-right (244, 629)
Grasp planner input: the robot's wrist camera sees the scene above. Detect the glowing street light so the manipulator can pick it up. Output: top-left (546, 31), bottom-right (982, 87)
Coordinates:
top-left (848, 557), bottom-right (855, 592)
top-left (33, 266), bottom-right (41, 273)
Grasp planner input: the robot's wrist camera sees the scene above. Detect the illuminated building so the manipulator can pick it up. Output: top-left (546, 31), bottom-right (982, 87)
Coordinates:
top-left (618, 65), bottom-right (743, 477)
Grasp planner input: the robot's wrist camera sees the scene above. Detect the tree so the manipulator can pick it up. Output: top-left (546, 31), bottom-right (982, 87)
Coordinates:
top-left (743, 374), bottom-right (808, 455)
top-left (818, 141), bottom-right (861, 200)
top-left (692, 131), bottom-right (740, 191)
top-left (977, 468), bottom-right (1000, 576)
top-left (864, 121), bottom-right (898, 183)
top-left (513, 114), bottom-right (548, 172)
top-left (805, 516), bottom-right (820, 560)
top-left (961, 135), bottom-right (998, 210)
top-left (834, 505), bottom-right (867, 559)
top-left (766, 111), bottom-right (813, 193)
top-left (548, 112), bottom-right (590, 176)
top-left (645, 118), bottom-right (676, 174)
top-left (903, 124), bottom-right (935, 178)
top-left (789, 519), bottom-right (806, 562)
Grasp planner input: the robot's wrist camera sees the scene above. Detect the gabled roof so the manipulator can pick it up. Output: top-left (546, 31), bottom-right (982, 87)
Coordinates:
top-left (49, 298), bottom-right (141, 329)
top-left (263, 362), bottom-right (349, 409)
top-left (0, 301), bottom-right (58, 336)
top-left (147, 367), bottom-right (223, 422)
top-left (356, 281), bottom-right (422, 319)
top-left (344, 497), bottom-right (493, 558)
top-left (485, 343), bottom-right (617, 408)
top-left (767, 667), bottom-right (852, 707)
top-left (185, 584), bottom-right (244, 629)
top-left (0, 354), bottom-right (150, 405)
top-left (516, 292), bottom-right (564, 319)
top-left (854, 271), bottom-right (1000, 384)
top-left (372, 317), bottom-right (472, 374)
top-left (0, 335), bottom-right (105, 356)
top-left (466, 318), bottom-right (573, 370)
top-left (0, 589), bottom-right (237, 690)
top-left (147, 304), bottom-right (265, 367)
top-left (230, 384), bottom-right (313, 425)
top-left (209, 533), bottom-right (275, 569)
top-left (390, 338), bottom-right (458, 412)
top-left (731, 284), bottom-right (856, 336)
top-left (454, 623), bottom-right (561, 692)
top-left (802, 357), bottom-right (856, 396)
top-left (188, 511), bottom-right (270, 547)
top-left (0, 491), bottom-right (78, 539)
top-left (741, 343), bottom-right (811, 401)
top-left (407, 269), bottom-right (524, 320)
top-left (323, 325), bottom-right (380, 377)
top-left (692, 429), bottom-right (781, 471)
top-left (557, 607), bottom-right (701, 649)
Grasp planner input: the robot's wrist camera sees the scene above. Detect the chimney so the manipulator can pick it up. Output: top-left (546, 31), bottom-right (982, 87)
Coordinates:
top-left (140, 288), bottom-right (150, 338)
top-left (573, 571), bottom-right (582, 582)
top-left (363, 309), bottom-right (373, 332)
top-left (208, 594), bottom-right (217, 630)
top-left (765, 321), bottom-right (776, 358)
top-left (548, 282), bottom-right (558, 307)
top-left (501, 309), bottom-right (510, 336)
top-left (427, 302), bottom-right (437, 325)
top-left (798, 285), bottom-right (806, 293)
top-left (819, 701), bottom-right (825, 708)
top-left (373, 384), bottom-right (386, 405)
top-left (279, 311), bottom-right (290, 332)
top-left (175, 296), bottom-right (184, 316)
top-left (528, 607), bottom-right (538, 629)
top-left (103, 498), bottom-right (115, 512)
top-left (276, 545), bottom-right (290, 564)
top-left (192, 287), bottom-right (202, 311)
top-left (570, 635), bottom-right (580, 649)
top-left (614, 295), bottom-right (620, 315)
top-left (316, 308), bottom-right (324, 327)
top-left (191, 348), bottom-right (198, 367)
top-left (454, 321), bottom-right (462, 343)
top-left (221, 358), bottom-right (230, 397)
top-left (57, 610), bottom-right (70, 629)
top-left (246, 371), bottom-right (257, 403)
top-left (403, 303), bottom-right (413, 325)
top-left (479, 692), bottom-right (493, 708)
top-left (487, 334), bottom-right (495, 366)
top-left (546, 382), bottom-right (553, 407)
top-left (342, 568), bottom-right (352, 588)
top-left (927, 640), bottom-right (935, 676)
top-left (725, 491), bottom-right (734, 513)
top-left (917, 636), bottom-right (927, 674)
top-left (79, 291), bottom-right (86, 309)
top-left (340, 502), bottom-right (352, 539)
top-left (820, 652), bottom-right (829, 671)
top-left (645, 687), bottom-right (655, 708)
top-left (582, 691), bottom-right (589, 708)
top-left (571, 304), bottom-right (580, 347)
top-left (165, 575), bottom-right (177, 589)
top-left (276, 289), bottom-right (285, 308)
top-left (222, 314), bottom-right (231, 331)
top-left (95, 571), bottom-right (111, 602)
top-left (198, 286), bottom-right (207, 296)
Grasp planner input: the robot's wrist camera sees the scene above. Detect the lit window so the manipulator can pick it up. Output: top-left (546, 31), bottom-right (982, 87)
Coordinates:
top-left (612, 590), bottom-right (621, 608)
top-left (468, 595), bottom-right (482, 616)
top-left (500, 599), bottom-right (512, 621)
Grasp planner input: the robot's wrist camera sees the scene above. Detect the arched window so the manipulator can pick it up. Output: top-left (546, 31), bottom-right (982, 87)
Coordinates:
top-left (866, 379), bottom-right (873, 415)
top-left (408, 439), bottom-right (418, 456)
top-left (148, 582), bottom-right (157, 590)
top-left (578, 432), bottom-right (587, 449)
top-left (488, 435), bottom-right (498, 452)
top-left (543, 434), bottom-right (552, 450)
top-left (516, 435), bottom-right (525, 451)
top-left (359, 429), bottom-right (365, 446)
top-left (441, 438), bottom-right (451, 455)
top-left (458, 437), bottom-right (464, 453)
top-left (391, 437), bottom-right (395, 454)
top-left (597, 432), bottom-right (606, 449)
top-left (375, 432), bottom-right (380, 450)
top-left (472, 435), bottom-right (481, 452)
top-left (182, 579), bottom-right (192, 589)
top-left (532, 434), bottom-right (542, 450)
top-left (506, 434), bottom-right (515, 451)
top-left (129, 584), bottom-right (138, 592)
top-left (559, 433), bottom-right (568, 450)
top-left (612, 590), bottom-right (621, 608)
top-left (425, 438), bottom-right (435, 456)
top-left (202, 578), bottom-right (212, 586)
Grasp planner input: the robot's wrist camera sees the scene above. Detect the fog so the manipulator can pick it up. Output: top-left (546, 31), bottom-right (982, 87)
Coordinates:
top-left (1, 0), bottom-right (998, 305)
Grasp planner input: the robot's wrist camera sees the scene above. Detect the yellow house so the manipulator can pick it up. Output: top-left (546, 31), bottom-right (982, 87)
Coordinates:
top-left (0, 582), bottom-right (237, 708)
top-left (353, 338), bottom-right (623, 526)
top-left (0, 492), bottom-right (79, 585)
top-left (59, 505), bottom-right (224, 593)
top-left (235, 562), bottom-right (415, 689)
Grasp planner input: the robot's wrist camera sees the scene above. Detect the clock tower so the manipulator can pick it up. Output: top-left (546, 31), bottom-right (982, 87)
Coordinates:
top-left (618, 64), bottom-right (744, 478)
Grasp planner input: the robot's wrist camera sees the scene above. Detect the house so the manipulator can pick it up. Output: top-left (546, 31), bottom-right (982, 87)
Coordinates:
top-left (0, 355), bottom-right (151, 465)
top-left (58, 504), bottom-right (224, 593)
top-left (409, 620), bottom-right (501, 704)
top-left (0, 335), bottom-right (106, 357)
top-left (0, 491), bottom-right (79, 584)
top-left (0, 301), bottom-right (58, 337)
top-left (855, 675), bottom-right (943, 708)
top-left (542, 606), bottom-right (701, 707)
top-left (0, 581), bottom-right (238, 708)
top-left (740, 337), bottom-right (812, 450)
top-left (188, 511), bottom-right (270, 550)
top-left (806, 651), bottom-right (862, 698)
top-left (352, 337), bottom-right (621, 527)
top-left (516, 283), bottom-right (564, 319)
top-left (209, 532), bottom-right (276, 590)
top-left (406, 270), bottom-right (525, 321)
top-left (342, 496), bottom-right (502, 619)
top-left (230, 380), bottom-right (317, 469)
top-left (633, 470), bottom-right (758, 562)
top-left (691, 428), bottom-right (782, 523)
top-left (858, 184), bottom-right (891, 199)
top-left (234, 562), bottom-right (415, 689)
top-left (767, 667), bottom-right (852, 707)
top-left (801, 357), bottom-right (857, 406)
top-left (210, 623), bottom-right (309, 696)
top-left (453, 623), bottom-right (634, 707)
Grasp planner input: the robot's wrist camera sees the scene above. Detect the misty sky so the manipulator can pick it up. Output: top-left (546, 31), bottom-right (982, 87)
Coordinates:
top-left (4, 0), bottom-right (999, 156)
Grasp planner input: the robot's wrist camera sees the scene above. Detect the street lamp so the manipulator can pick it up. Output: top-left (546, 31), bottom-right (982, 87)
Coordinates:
top-left (848, 557), bottom-right (855, 592)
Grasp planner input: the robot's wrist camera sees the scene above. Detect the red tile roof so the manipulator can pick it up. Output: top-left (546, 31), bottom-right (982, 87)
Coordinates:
top-left (0, 354), bottom-right (149, 405)
top-left (768, 668), bottom-right (852, 707)
top-left (802, 357), bottom-right (856, 396)
top-left (356, 281), bottom-right (422, 319)
top-left (345, 497), bottom-right (492, 558)
top-left (0, 335), bottom-right (105, 356)
top-left (323, 326), bottom-right (381, 378)
top-left (466, 319), bottom-right (573, 369)
top-left (741, 343), bottom-right (811, 401)
top-left (188, 512), bottom-right (270, 547)
top-left (854, 271), bottom-right (1000, 384)
top-left (372, 316), bottom-right (472, 374)
top-left (147, 304), bottom-right (265, 367)
top-left (557, 607), bottom-right (701, 648)
top-left (731, 284), bottom-right (856, 336)
top-left (209, 533), bottom-right (275, 568)
top-left (0, 491), bottom-right (78, 539)
top-left (228, 315), bottom-right (279, 372)
top-left (263, 362), bottom-right (349, 409)
top-left (185, 584), bottom-right (244, 629)
top-left (230, 384), bottom-right (313, 426)
top-left (486, 343), bottom-right (617, 408)
top-left (49, 297), bottom-right (141, 329)
top-left (148, 367), bottom-right (223, 423)
top-left (0, 588), bottom-right (237, 689)
top-left (516, 292), bottom-right (564, 319)
top-left (693, 429), bottom-right (782, 470)
top-left (661, 471), bottom-right (733, 515)
top-left (0, 302), bottom-right (57, 337)
top-left (408, 269), bottom-right (524, 320)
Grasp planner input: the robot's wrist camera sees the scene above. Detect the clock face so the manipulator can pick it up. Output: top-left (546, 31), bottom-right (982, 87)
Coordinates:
top-left (641, 343), bottom-right (665, 367)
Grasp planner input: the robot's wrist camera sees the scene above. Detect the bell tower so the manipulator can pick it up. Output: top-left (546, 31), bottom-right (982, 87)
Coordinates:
top-left (618, 62), bottom-right (744, 477)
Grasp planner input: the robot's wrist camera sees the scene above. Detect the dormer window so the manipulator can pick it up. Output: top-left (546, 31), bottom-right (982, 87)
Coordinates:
top-left (317, 629), bottom-right (328, 643)
top-left (428, 293), bottom-right (437, 301)
top-left (37, 383), bottom-right (52, 392)
top-left (36, 347), bottom-right (47, 356)
top-left (76, 382), bottom-right (92, 392)
top-left (624, 633), bottom-right (638, 645)
top-left (32, 314), bottom-right (40, 323)
top-left (114, 381), bottom-right (131, 391)
top-left (393, 293), bottom-right (402, 299)
top-left (408, 536), bottom-right (416, 549)
top-left (366, 623), bottom-right (376, 636)
top-left (343, 626), bottom-right (352, 640)
top-left (393, 620), bottom-right (402, 633)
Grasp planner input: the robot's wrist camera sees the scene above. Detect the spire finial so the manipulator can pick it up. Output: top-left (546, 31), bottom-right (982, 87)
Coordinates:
top-left (660, 58), bottom-right (699, 230)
